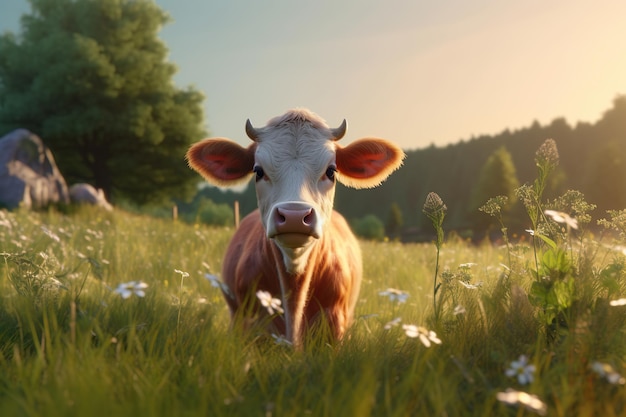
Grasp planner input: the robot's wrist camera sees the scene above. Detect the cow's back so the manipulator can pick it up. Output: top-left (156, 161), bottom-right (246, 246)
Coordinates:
top-left (222, 209), bottom-right (362, 338)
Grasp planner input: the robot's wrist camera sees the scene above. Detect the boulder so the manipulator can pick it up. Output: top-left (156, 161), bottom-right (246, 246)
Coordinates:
top-left (0, 129), bottom-right (70, 209)
top-left (69, 183), bottom-right (113, 211)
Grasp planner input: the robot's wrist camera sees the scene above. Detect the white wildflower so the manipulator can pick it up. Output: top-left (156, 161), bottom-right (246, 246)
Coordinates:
top-left (458, 280), bottom-right (482, 290)
top-left (609, 298), bottom-right (626, 307)
top-left (591, 362), bottom-right (626, 385)
top-left (496, 389), bottom-right (547, 416)
top-left (383, 317), bottom-right (402, 329)
top-left (256, 290), bottom-right (284, 315)
top-left (174, 269), bottom-right (189, 279)
top-left (544, 209), bottom-right (578, 230)
top-left (402, 324), bottom-right (442, 347)
top-left (505, 355), bottom-right (536, 385)
top-left (114, 281), bottom-right (148, 299)
top-left (379, 288), bottom-right (409, 303)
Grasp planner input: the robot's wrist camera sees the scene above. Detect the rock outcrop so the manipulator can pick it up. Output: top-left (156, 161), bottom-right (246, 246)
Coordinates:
top-left (0, 129), bottom-right (69, 209)
top-left (69, 183), bottom-right (113, 211)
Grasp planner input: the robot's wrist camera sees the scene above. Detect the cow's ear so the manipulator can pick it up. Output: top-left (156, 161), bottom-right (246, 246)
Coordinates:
top-left (335, 138), bottom-right (405, 189)
top-left (187, 139), bottom-right (256, 186)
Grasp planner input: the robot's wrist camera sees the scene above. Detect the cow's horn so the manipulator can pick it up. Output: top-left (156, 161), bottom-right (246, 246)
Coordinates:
top-left (245, 119), bottom-right (259, 141)
top-left (330, 119), bottom-right (347, 141)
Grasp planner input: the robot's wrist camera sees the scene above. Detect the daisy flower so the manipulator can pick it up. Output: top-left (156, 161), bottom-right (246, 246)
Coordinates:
top-left (402, 324), bottom-right (442, 347)
top-left (497, 389), bottom-right (547, 416)
top-left (256, 290), bottom-right (284, 315)
top-left (379, 288), bottom-right (409, 303)
top-left (505, 355), bottom-right (536, 385)
top-left (114, 281), bottom-right (148, 299)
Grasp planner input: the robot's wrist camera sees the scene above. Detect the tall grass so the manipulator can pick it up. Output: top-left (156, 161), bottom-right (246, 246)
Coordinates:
top-left (1, 191), bottom-right (626, 416)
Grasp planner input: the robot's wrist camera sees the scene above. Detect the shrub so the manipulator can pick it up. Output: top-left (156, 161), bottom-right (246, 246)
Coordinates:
top-left (352, 214), bottom-right (385, 240)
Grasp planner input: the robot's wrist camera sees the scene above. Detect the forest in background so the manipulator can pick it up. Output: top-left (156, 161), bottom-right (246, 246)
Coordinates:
top-left (2, 0), bottom-right (623, 241)
top-left (183, 96), bottom-right (626, 240)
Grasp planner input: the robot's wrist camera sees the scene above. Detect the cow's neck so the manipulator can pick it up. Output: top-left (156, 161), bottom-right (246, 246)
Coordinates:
top-left (277, 244), bottom-right (315, 275)
top-left (271, 240), bottom-right (319, 348)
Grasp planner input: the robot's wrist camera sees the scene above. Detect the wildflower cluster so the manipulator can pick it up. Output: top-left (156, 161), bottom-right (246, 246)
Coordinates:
top-left (421, 137), bottom-right (626, 415)
top-left (598, 209), bottom-right (626, 243)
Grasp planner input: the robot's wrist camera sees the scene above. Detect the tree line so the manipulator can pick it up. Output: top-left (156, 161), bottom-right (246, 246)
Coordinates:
top-left (189, 97), bottom-right (626, 240)
top-left (1, 0), bottom-right (624, 240)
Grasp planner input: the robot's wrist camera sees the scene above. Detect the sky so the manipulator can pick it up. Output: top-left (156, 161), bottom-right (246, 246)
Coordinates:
top-left (1, 0), bottom-right (625, 150)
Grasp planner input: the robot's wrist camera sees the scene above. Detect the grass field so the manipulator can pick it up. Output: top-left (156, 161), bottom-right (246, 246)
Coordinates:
top-left (1, 202), bottom-right (626, 416)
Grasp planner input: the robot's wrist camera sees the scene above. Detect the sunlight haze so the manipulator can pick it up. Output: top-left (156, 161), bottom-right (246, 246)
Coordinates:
top-left (1, 0), bottom-right (625, 150)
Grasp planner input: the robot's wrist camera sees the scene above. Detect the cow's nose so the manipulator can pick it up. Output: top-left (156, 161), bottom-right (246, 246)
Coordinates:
top-left (272, 203), bottom-right (318, 237)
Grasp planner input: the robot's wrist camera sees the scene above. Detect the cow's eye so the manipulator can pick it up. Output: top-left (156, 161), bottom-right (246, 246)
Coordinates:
top-left (253, 166), bottom-right (265, 181)
top-left (325, 165), bottom-right (337, 181)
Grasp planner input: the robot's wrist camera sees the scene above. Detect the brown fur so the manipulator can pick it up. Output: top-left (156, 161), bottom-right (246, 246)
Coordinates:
top-left (223, 209), bottom-right (361, 345)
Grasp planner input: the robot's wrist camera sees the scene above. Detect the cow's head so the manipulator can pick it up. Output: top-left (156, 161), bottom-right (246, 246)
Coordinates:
top-left (187, 109), bottom-right (404, 273)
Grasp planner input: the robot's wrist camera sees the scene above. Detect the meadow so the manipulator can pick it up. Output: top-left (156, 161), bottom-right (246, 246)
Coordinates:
top-left (1, 179), bottom-right (626, 416)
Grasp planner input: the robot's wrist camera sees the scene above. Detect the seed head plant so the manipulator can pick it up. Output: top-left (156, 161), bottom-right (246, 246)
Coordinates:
top-left (423, 192), bottom-right (447, 322)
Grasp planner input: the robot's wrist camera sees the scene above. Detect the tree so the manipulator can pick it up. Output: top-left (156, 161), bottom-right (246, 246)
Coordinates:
top-left (469, 146), bottom-right (520, 231)
top-left (584, 140), bottom-right (626, 211)
top-left (385, 202), bottom-right (403, 238)
top-left (0, 0), bottom-right (206, 204)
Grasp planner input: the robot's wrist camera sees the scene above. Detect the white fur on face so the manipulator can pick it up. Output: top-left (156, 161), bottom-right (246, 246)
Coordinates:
top-left (252, 110), bottom-right (339, 272)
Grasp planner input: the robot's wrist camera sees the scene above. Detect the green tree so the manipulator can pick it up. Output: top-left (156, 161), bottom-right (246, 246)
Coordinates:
top-left (584, 140), bottom-right (626, 211)
top-left (385, 202), bottom-right (403, 238)
top-left (469, 146), bottom-right (520, 232)
top-left (0, 0), bottom-right (206, 204)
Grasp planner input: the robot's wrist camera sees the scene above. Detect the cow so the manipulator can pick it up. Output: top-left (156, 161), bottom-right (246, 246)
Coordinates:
top-left (186, 108), bottom-right (404, 347)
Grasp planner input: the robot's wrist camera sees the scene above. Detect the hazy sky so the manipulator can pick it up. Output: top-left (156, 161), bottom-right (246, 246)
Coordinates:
top-left (1, 0), bottom-right (625, 150)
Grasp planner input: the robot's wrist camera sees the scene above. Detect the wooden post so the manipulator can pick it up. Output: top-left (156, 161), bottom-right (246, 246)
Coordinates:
top-left (234, 200), bottom-right (240, 229)
top-left (172, 204), bottom-right (178, 221)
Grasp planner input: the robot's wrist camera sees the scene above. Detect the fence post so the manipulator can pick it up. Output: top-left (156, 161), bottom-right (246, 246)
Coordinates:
top-left (234, 200), bottom-right (240, 229)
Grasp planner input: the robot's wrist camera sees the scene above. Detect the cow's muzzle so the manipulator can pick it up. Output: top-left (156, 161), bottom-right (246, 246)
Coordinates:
top-left (267, 202), bottom-right (320, 247)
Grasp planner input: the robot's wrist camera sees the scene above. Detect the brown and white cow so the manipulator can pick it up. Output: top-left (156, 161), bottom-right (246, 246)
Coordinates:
top-left (187, 109), bottom-right (404, 347)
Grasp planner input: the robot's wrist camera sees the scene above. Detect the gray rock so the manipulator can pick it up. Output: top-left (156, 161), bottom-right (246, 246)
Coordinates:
top-left (69, 183), bottom-right (113, 211)
top-left (0, 129), bottom-right (70, 209)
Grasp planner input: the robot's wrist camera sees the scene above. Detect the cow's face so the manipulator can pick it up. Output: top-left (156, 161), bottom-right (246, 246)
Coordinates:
top-left (249, 113), bottom-right (340, 257)
top-left (187, 109), bottom-right (404, 273)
